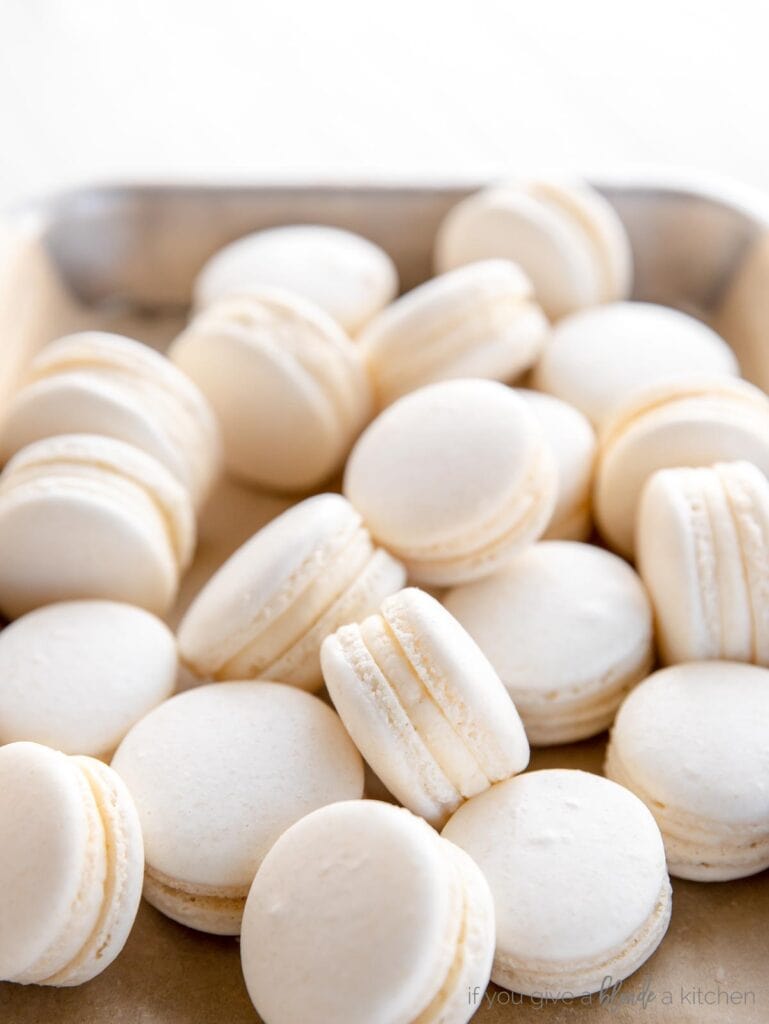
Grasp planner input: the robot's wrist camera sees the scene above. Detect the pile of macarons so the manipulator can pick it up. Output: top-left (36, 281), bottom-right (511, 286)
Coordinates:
top-left (1, 176), bottom-right (768, 1024)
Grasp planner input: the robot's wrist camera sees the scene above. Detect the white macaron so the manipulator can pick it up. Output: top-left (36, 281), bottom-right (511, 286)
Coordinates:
top-left (605, 662), bottom-right (769, 881)
top-left (517, 389), bottom-right (596, 540)
top-left (111, 682), bottom-right (364, 934)
top-left (444, 541), bottom-right (653, 745)
top-left (0, 741), bottom-right (144, 986)
top-left (434, 179), bottom-right (632, 320)
top-left (360, 260), bottom-right (548, 407)
top-left (0, 600), bottom-right (177, 758)
top-left (321, 587), bottom-right (530, 828)
top-left (344, 379), bottom-right (557, 585)
top-left (0, 331), bottom-right (222, 506)
top-left (534, 302), bottom-right (739, 428)
top-left (177, 493), bottom-right (406, 691)
top-left (638, 461), bottom-right (769, 665)
top-left (194, 224), bottom-right (398, 335)
top-left (0, 434), bottom-right (195, 618)
top-left (595, 376), bottom-right (769, 558)
top-left (443, 769), bottom-right (671, 997)
top-left (241, 800), bottom-right (495, 1024)
top-left (169, 290), bottom-right (371, 492)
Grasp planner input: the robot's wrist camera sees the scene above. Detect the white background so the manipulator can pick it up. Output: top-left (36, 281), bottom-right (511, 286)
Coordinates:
top-left (1, 0), bottom-right (768, 206)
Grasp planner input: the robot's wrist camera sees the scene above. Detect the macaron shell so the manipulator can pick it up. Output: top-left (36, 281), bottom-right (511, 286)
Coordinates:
top-left (595, 377), bottom-right (769, 558)
top-left (0, 600), bottom-right (178, 756)
top-left (533, 302), bottom-right (739, 428)
top-left (360, 259), bottom-right (548, 406)
top-left (48, 756), bottom-right (144, 986)
top-left (443, 542), bottom-right (653, 745)
top-left (0, 743), bottom-right (107, 984)
top-left (193, 224), bottom-right (398, 335)
top-left (0, 475), bottom-right (179, 618)
top-left (240, 800), bottom-right (494, 1024)
top-left (344, 378), bottom-right (557, 584)
top-left (442, 769), bottom-right (671, 996)
top-left (605, 662), bottom-right (769, 880)
top-left (111, 683), bottom-right (364, 932)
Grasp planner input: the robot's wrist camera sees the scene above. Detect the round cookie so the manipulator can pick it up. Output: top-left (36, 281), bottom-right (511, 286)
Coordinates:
top-left (0, 600), bottom-right (177, 757)
top-left (321, 587), bottom-right (529, 827)
top-left (194, 224), bottom-right (398, 335)
top-left (0, 331), bottom-right (221, 506)
top-left (177, 493), bottom-right (406, 691)
top-left (169, 290), bottom-right (371, 492)
top-left (0, 741), bottom-right (144, 986)
top-left (444, 542), bottom-right (653, 745)
top-left (241, 800), bottom-right (495, 1024)
top-left (443, 769), bottom-right (671, 997)
top-left (605, 662), bottom-right (769, 880)
top-left (518, 389), bottom-right (596, 540)
top-left (434, 179), bottom-right (632, 320)
top-left (534, 302), bottom-right (739, 428)
top-left (111, 682), bottom-right (364, 934)
top-left (594, 376), bottom-right (769, 558)
top-left (344, 379), bottom-right (557, 585)
top-left (360, 260), bottom-right (548, 407)
top-left (638, 461), bottom-right (769, 665)
top-left (0, 434), bottom-right (195, 618)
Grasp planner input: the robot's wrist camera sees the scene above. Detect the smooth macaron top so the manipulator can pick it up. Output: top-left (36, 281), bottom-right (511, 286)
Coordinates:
top-left (607, 663), bottom-right (769, 827)
top-left (177, 493), bottom-right (406, 690)
top-left (344, 378), bottom-right (557, 585)
top-left (0, 331), bottom-right (222, 505)
top-left (240, 799), bottom-right (495, 1024)
top-left (111, 682), bottom-right (364, 894)
top-left (0, 433), bottom-right (196, 618)
top-left (637, 461), bottom-right (769, 665)
top-left (193, 224), bottom-right (398, 335)
top-left (534, 302), bottom-right (739, 428)
top-left (0, 600), bottom-right (177, 757)
top-left (0, 742), bottom-right (143, 986)
top-left (169, 289), bottom-right (371, 491)
top-left (442, 769), bottom-right (670, 993)
top-left (595, 375), bottom-right (769, 558)
top-left (434, 179), bottom-right (632, 320)
top-left (322, 587), bottom-right (530, 826)
top-left (443, 541), bottom-right (652, 741)
top-left (360, 259), bottom-right (549, 406)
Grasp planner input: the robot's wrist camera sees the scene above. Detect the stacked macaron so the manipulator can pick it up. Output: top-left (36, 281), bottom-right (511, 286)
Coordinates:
top-left (6, 177), bottom-right (769, 1021)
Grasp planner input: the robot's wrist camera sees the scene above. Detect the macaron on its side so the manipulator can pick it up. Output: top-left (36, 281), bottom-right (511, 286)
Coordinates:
top-left (605, 662), bottom-right (769, 881)
top-left (178, 493), bottom-right (406, 691)
top-left (444, 542), bottom-right (654, 745)
top-left (636, 464), bottom-right (760, 664)
top-left (240, 800), bottom-right (495, 1024)
top-left (0, 435), bottom-right (195, 618)
top-left (517, 389), bottom-right (596, 541)
top-left (533, 302), bottom-right (739, 429)
top-left (434, 180), bottom-right (631, 320)
top-left (0, 742), bottom-right (143, 987)
top-left (170, 290), bottom-right (371, 492)
top-left (442, 769), bottom-right (671, 997)
top-left (193, 224), bottom-right (399, 335)
top-left (360, 260), bottom-right (549, 407)
top-left (343, 378), bottom-right (557, 586)
top-left (0, 331), bottom-right (222, 506)
top-left (322, 588), bottom-right (529, 827)
top-left (111, 683), bottom-right (365, 934)
top-left (595, 376), bottom-right (769, 558)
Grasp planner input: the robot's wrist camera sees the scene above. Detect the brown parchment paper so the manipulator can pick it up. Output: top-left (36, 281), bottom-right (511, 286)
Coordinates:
top-left (0, 303), bottom-right (768, 1024)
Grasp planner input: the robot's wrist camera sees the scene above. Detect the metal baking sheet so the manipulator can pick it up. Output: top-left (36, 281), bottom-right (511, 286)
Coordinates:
top-left (1, 178), bottom-right (768, 1024)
